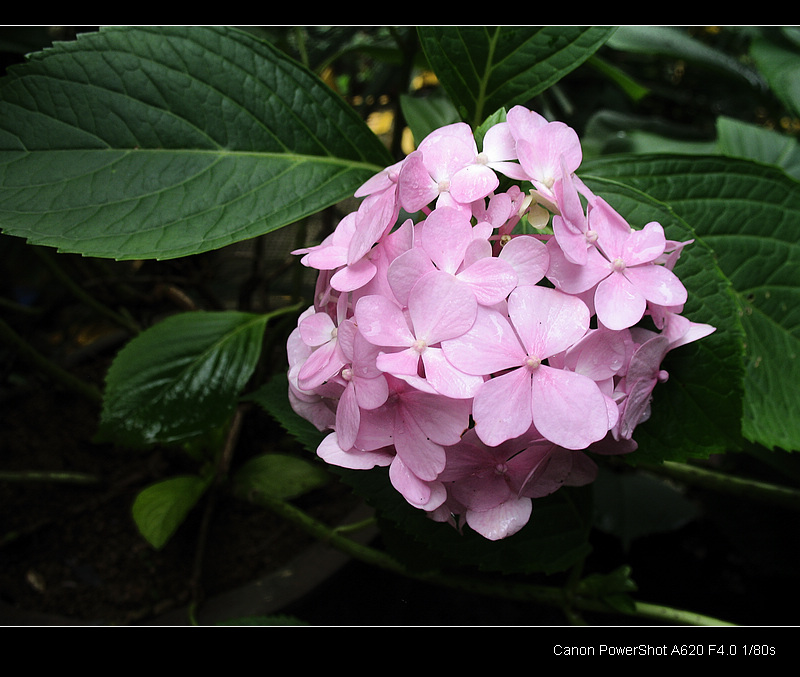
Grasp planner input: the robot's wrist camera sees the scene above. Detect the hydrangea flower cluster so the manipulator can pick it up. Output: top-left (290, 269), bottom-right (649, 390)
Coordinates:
top-left (286, 105), bottom-right (714, 541)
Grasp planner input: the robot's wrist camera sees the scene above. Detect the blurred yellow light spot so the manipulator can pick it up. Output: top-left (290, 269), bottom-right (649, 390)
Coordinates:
top-left (367, 110), bottom-right (394, 135)
top-left (402, 127), bottom-right (416, 155)
top-left (411, 71), bottom-right (440, 91)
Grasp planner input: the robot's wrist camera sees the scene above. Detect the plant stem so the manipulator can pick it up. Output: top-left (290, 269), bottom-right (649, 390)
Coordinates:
top-left (0, 470), bottom-right (100, 484)
top-left (643, 460), bottom-right (800, 512)
top-left (188, 405), bottom-right (248, 613)
top-left (261, 493), bottom-right (734, 626)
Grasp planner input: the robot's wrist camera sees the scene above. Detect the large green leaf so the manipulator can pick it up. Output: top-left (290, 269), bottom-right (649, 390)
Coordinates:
top-left (750, 31), bottom-right (800, 118)
top-left (607, 26), bottom-right (766, 90)
top-left (716, 116), bottom-right (800, 181)
top-left (97, 310), bottom-right (271, 448)
top-left (0, 26), bottom-right (392, 260)
top-left (417, 26), bottom-right (617, 128)
top-left (584, 154), bottom-right (800, 452)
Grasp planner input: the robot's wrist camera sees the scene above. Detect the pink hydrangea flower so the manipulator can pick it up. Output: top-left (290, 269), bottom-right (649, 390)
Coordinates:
top-left (286, 104), bottom-right (712, 541)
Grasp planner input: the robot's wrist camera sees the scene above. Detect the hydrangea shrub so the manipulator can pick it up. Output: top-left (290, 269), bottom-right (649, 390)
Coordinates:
top-left (287, 106), bottom-right (714, 540)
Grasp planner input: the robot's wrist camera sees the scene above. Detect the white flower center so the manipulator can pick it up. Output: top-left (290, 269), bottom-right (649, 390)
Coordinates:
top-left (412, 339), bottom-right (427, 354)
top-left (612, 257), bottom-right (626, 272)
top-left (494, 462), bottom-right (509, 476)
top-left (524, 356), bottom-right (541, 372)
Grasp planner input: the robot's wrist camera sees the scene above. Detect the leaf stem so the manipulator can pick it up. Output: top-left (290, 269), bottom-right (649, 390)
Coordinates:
top-left (0, 470), bottom-right (100, 484)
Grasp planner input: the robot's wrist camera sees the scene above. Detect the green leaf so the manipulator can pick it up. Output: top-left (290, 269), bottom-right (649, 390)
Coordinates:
top-left (750, 33), bottom-right (800, 118)
top-left (607, 26), bottom-right (766, 90)
top-left (132, 475), bottom-right (210, 550)
top-left (0, 26), bottom-right (392, 260)
top-left (417, 26), bottom-right (617, 128)
top-left (716, 115), bottom-right (800, 180)
top-left (584, 154), bottom-right (800, 452)
top-left (231, 452), bottom-right (329, 504)
top-left (97, 310), bottom-right (270, 448)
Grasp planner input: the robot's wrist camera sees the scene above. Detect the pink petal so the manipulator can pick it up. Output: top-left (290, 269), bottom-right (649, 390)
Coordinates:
top-left (499, 235), bottom-right (550, 286)
top-left (483, 122), bottom-right (518, 161)
top-left (564, 327), bottom-right (631, 381)
top-left (624, 263), bottom-right (688, 308)
top-left (420, 206), bottom-right (473, 273)
top-left (376, 347), bottom-right (420, 377)
top-left (330, 257), bottom-right (377, 293)
top-left (389, 456), bottom-right (446, 510)
top-left (465, 497), bottom-right (532, 540)
top-left (564, 450), bottom-right (599, 487)
top-left (386, 248), bottom-right (435, 307)
top-left (531, 366), bottom-right (610, 450)
top-left (622, 221), bottom-right (666, 266)
top-left (421, 347), bottom-right (484, 399)
top-left (301, 245), bottom-right (348, 271)
top-left (317, 431), bottom-right (393, 470)
top-left (546, 238), bottom-right (611, 294)
top-left (617, 376), bottom-right (658, 440)
top-left (452, 470), bottom-right (513, 511)
top-left (507, 105), bottom-right (548, 138)
top-left (355, 294), bottom-right (414, 347)
top-left (449, 163), bottom-right (499, 204)
top-left (335, 382), bottom-right (361, 451)
top-left (407, 270), bottom-right (477, 345)
top-left (298, 312), bottom-right (336, 347)
top-left (402, 389), bottom-right (472, 447)
top-left (594, 272), bottom-right (647, 331)
top-left (348, 189), bottom-right (398, 263)
top-left (392, 408), bottom-right (447, 481)
top-left (456, 256), bottom-right (517, 306)
top-left (297, 340), bottom-right (346, 391)
top-left (589, 198), bottom-right (631, 259)
top-left (354, 159), bottom-right (404, 198)
top-left (473, 367), bottom-right (534, 447)
top-left (508, 285), bottom-right (590, 359)
top-left (398, 150), bottom-right (439, 212)
top-left (353, 403), bottom-right (395, 451)
top-left (417, 122), bottom-right (477, 178)
top-left (442, 305), bottom-right (526, 376)
top-left (353, 374), bottom-right (389, 410)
